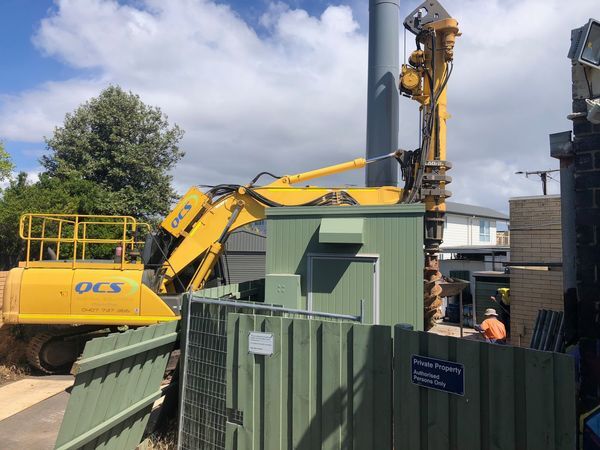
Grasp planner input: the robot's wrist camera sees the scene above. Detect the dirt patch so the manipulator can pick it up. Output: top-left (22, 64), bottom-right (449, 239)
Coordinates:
top-left (141, 435), bottom-right (176, 450)
top-left (140, 420), bottom-right (177, 450)
top-left (0, 364), bottom-right (28, 387)
top-left (0, 325), bottom-right (31, 386)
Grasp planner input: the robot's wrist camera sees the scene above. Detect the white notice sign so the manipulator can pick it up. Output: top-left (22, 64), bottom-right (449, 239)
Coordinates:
top-left (248, 332), bottom-right (274, 356)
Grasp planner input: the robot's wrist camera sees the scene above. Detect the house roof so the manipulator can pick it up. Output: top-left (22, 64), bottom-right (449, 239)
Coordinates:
top-left (446, 202), bottom-right (509, 221)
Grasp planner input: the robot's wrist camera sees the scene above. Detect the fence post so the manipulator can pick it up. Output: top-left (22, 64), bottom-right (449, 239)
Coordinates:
top-left (177, 292), bottom-right (191, 448)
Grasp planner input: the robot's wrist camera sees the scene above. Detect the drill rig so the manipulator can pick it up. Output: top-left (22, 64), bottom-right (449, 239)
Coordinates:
top-left (399, 0), bottom-right (460, 325)
top-left (1, 0), bottom-right (459, 372)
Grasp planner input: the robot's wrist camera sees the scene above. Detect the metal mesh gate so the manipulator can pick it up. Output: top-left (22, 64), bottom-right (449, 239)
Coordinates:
top-left (178, 295), bottom-right (363, 450)
top-left (179, 301), bottom-right (231, 450)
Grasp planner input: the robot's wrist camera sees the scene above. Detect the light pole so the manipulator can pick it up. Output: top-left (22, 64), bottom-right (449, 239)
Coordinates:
top-left (514, 169), bottom-right (559, 195)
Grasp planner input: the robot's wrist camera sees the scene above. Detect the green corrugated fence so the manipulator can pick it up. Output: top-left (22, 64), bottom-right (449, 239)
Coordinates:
top-left (198, 279), bottom-right (264, 301)
top-left (394, 327), bottom-right (576, 450)
top-left (178, 301), bottom-right (575, 450)
top-left (54, 321), bottom-right (178, 450)
top-left (225, 314), bottom-right (392, 450)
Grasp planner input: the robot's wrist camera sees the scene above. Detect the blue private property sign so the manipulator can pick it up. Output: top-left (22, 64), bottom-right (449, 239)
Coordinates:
top-left (411, 354), bottom-right (465, 396)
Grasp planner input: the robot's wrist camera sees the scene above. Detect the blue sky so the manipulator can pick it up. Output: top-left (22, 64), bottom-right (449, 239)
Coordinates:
top-left (1, 0), bottom-right (597, 211)
top-left (0, 0), bottom-right (414, 178)
top-left (0, 0), bottom-right (375, 171)
top-left (1, 0), bottom-right (78, 169)
top-left (1, 1), bottom-right (64, 93)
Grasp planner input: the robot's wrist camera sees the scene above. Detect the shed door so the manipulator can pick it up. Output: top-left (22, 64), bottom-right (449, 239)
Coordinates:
top-left (309, 256), bottom-right (377, 324)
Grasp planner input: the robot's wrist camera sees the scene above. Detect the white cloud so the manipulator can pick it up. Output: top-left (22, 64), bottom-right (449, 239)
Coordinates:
top-left (0, 168), bottom-right (41, 190)
top-left (0, 79), bottom-right (104, 141)
top-left (0, 0), bottom-right (596, 212)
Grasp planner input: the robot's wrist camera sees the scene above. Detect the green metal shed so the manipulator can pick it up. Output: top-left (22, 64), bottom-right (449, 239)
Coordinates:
top-left (265, 204), bottom-right (424, 330)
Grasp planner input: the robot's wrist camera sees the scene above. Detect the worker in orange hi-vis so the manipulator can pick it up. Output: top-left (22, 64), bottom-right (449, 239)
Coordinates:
top-left (475, 309), bottom-right (507, 344)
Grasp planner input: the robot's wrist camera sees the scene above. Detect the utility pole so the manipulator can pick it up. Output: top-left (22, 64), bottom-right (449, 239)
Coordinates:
top-left (514, 169), bottom-right (559, 195)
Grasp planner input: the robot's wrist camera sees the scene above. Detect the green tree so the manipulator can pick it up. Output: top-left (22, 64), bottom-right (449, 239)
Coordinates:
top-left (41, 85), bottom-right (185, 220)
top-left (0, 142), bottom-right (14, 182)
top-left (0, 173), bottom-right (112, 268)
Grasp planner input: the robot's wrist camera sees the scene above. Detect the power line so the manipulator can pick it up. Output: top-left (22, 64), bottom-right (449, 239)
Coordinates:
top-left (515, 169), bottom-right (560, 195)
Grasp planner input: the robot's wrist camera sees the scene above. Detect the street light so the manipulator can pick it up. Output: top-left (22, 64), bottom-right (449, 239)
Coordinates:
top-left (515, 169), bottom-right (559, 196)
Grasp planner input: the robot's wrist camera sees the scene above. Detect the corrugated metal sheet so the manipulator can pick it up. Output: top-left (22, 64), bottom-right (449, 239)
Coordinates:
top-left (530, 309), bottom-right (565, 351)
top-left (198, 279), bottom-right (264, 301)
top-left (225, 230), bottom-right (265, 253)
top-left (54, 321), bottom-right (177, 450)
top-left (223, 253), bottom-right (265, 285)
top-left (225, 314), bottom-right (392, 450)
top-left (394, 327), bottom-right (575, 450)
top-left (266, 204), bottom-right (424, 329)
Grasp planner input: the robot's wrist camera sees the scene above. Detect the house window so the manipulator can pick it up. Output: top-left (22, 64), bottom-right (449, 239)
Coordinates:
top-left (479, 219), bottom-right (490, 242)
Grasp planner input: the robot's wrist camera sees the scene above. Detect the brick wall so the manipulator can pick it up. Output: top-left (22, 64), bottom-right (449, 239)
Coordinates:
top-left (570, 62), bottom-right (600, 412)
top-left (509, 196), bottom-right (563, 346)
top-left (572, 98), bottom-right (600, 339)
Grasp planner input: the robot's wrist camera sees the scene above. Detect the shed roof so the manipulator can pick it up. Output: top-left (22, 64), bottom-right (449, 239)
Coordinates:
top-left (446, 202), bottom-right (509, 221)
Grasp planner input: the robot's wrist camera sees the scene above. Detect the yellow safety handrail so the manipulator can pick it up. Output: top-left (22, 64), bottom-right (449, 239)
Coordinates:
top-left (19, 213), bottom-right (150, 269)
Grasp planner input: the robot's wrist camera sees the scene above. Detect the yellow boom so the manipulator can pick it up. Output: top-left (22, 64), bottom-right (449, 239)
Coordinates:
top-left (159, 152), bottom-right (403, 293)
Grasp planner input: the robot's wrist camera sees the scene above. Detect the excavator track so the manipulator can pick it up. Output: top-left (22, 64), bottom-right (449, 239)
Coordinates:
top-left (26, 326), bottom-right (112, 374)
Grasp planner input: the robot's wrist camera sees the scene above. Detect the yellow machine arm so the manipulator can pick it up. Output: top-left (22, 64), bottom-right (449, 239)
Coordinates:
top-left (155, 152), bottom-right (404, 293)
top-left (153, 0), bottom-right (461, 301)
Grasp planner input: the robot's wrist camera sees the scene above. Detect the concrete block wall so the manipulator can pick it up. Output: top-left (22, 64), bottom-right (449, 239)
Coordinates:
top-left (509, 196), bottom-right (563, 346)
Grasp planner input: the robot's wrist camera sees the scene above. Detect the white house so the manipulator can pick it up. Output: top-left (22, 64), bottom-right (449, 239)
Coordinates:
top-left (441, 202), bottom-right (509, 248)
top-left (439, 202), bottom-right (510, 294)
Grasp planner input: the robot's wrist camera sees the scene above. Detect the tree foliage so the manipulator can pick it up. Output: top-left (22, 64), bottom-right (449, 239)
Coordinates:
top-left (0, 142), bottom-right (14, 182)
top-left (0, 86), bottom-right (185, 268)
top-left (41, 85), bottom-right (185, 220)
top-left (0, 173), bottom-right (110, 268)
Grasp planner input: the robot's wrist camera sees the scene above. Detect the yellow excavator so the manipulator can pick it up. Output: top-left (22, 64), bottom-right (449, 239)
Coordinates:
top-left (1, 0), bottom-right (459, 373)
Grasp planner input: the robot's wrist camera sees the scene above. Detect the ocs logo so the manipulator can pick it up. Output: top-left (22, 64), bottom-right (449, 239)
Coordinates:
top-left (75, 278), bottom-right (139, 297)
top-left (171, 194), bottom-right (199, 229)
